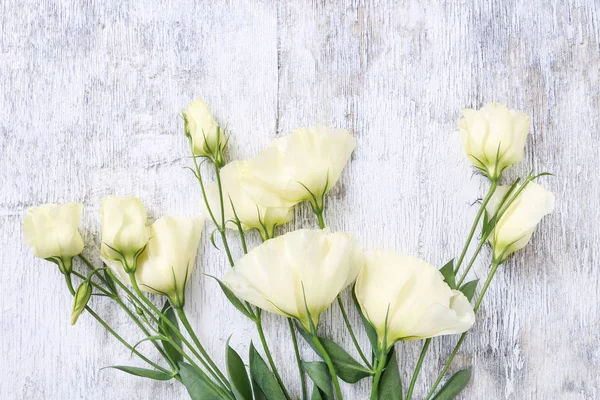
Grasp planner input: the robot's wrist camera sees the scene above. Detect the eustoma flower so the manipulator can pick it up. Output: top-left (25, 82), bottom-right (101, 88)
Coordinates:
top-left (460, 102), bottom-right (530, 180)
top-left (223, 229), bottom-right (364, 330)
top-left (183, 98), bottom-right (226, 164)
top-left (355, 250), bottom-right (475, 348)
top-left (203, 160), bottom-right (294, 239)
top-left (133, 216), bottom-right (204, 307)
top-left (100, 196), bottom-right (150, 272)
top-left (486, 181), bottom-right (555, 262)
top-left (22, 203), bottom-right (85, 273)
top-left (241, 127), bottom-right (356, 211)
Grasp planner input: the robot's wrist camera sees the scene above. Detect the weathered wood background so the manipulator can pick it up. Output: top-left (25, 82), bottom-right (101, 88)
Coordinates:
top-left (1, 0), bottom-right (598, 399)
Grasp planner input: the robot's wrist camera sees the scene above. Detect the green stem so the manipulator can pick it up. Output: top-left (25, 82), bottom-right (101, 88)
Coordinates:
top-left (456, 238), bottom-right (486, 287)
top-left (315, 209), bottom-right (326, 229)
top-left (424, 261), bottom-right (501, 400)
top-left (165, 334), bottom-right (232, 399)
top-left (218, 229), bottom-right (235, 266)
top-left (337, 296), bottom-right (371, 368)
top-left (288, 318), bottom-right (307, 400)
top-left (215, 165), bottom-right (235, 266)
top-left (454, 180), bottom-right (497, 274)
top-left (238, 224), bottom-right (248, 254)
top-left (105, 270), bottom-right (160, 325)
top-left (78, 254), bottom-right (97, 271)
top-left (256, 317), bottom-right (292, 400)
top-left (72, 271), bottom-right (112, 296)
top-left (176, 307), bottom-right (231, 390)
top-left (115, 295), bottom-right (178, 372)
top-left (369, 351), bottom-right (387, 400)
top-left (313, 335), bottom-right (343, 399)
top-left (128, 274), bottom-right (230, 392)
top-left (405, 339), bottom-right (431, 400)
top-left (63, 273), bottom-right (169, 374)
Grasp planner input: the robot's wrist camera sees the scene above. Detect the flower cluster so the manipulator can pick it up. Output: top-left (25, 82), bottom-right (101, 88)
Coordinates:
top-left (201, 126), bottom-right (356, 239)
top-left (23, 100), bottom-right (555, 400)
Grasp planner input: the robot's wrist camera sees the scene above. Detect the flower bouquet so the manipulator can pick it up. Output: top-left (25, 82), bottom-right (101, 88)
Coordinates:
top-left (23, 100), bottom-right (554, 399)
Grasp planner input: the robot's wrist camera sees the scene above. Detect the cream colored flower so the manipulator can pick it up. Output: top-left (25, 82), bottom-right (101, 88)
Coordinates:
top-left (355, 250), bottom-right (475, 347)
top-left (459, 103), bottom-right (530, 179)
top-left (100, 196), bottom-right (150, 271)
top-left (202, 160), bottom-right (294, 239)
top-left (223, 229), bottom-right (364, 330)
top-left (241, 127), bottom-right (356, 209)
top-left (183, 98), bottom-right (226, 159)
top-left (22, 203), bottom-right (85, 272)
top-left (486, 182), bottom-right (555, 262)
top-left (130, 216), bottom-right (204, 307)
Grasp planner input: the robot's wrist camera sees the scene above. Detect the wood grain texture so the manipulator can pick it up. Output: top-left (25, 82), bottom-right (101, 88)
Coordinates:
top-left (1, 0), bottom-right (598, 398)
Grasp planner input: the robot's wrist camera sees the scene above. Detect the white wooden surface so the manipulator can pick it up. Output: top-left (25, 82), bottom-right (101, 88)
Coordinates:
top-left (1, 1), bottom-right (598, 399)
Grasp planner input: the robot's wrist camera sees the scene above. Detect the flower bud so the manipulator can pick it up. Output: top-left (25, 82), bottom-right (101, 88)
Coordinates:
top-left (355, 251), bottom-right (475, 348)
top-left (100, 196), bottom-right (150, 273)
top-left (22, 203), bottom-right (85, 273)
top-left (183, 99), bottom-right (226, 164)
top-left (71, 281), bottom-right (92, 325)
top-left (459, 103), bottom-right (530, 180)
top-left (241, 127), bottom-right (356, 210)
top-left (134, 216), bottom-right (204, 308)
top-left (485, 181), bottom-right (555, 262)
top-left (224, 229), bottom-right (364, 330)
top-left (202, 160), bottom-right (294, 239)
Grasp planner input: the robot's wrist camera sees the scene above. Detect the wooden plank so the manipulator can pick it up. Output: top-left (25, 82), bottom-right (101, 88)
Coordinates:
top-left (1, 0), bottom-right (598, 399)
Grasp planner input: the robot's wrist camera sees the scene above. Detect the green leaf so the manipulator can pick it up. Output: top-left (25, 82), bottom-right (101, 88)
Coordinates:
top-left (103, 365), bottom-right (173, 381)
top-left (459, 280), bottom-right (479, 302)
top-left (303, 361), bottom-right (333, 399)
top-left (178, 362), bottom-right (223, 400)
top-left (226, 340), bottom-right (253, 400)
top-left (295, 326), bottom-right (372, 383)
top-left (352, 287), bottom-right (379, 354)
top-left (311, 384), bottom-right (330, 400)
top-left (432, 368), bottom-right (472, 400)
top-left (249, 343), bottom-right (287, 400)
top-left (210, 229), bottom-right (220, 250)
top-left (210, 276), bottom-right (255, 320)
top-left (253, 386), bottom-right (268, 400)
top-left (439, 259), bottom-right (456, 289)
top-left (158, 300), bottom-right (183, 365)
top-left (317, 338), bottom-right (372, 383)
top-left (377, 350), bottom-right (402, 400)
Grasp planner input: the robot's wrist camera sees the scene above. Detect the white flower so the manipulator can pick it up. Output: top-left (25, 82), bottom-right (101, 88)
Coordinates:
top-left (241, 127), bottom-right (356, 208)
top-left (354, 250), bottom-right (475, 347)
top-left (459, 103), bottom-right (530, 179)
top-left (133, 216), bottom-right (204, 307)
top-left (183, 99), bottom-right (225, 159)
top-left (486, 182), bottom-right (555, 261)
top-left (100, 196), bottom-right (150, 271)
top-left (223, 229), bottom-right (364, 329)
top-left (202, 160), bottom-right (294, 238)
top-left (22, 203), bottom-right (85, 272)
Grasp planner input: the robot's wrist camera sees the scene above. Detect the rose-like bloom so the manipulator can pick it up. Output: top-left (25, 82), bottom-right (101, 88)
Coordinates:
top-left (241, 127), bottom-right (356, 208)
top-left (22, 203), bottom-right (85, 272)
top-left (459, 103), bottom-right (530, 179)
top-left (485, 181), bottom-right (555, 262)
top-left (100, 196), bottom-right (150, 271)
top-left (109, 216), bottom-right (204, 307)
top-left (224, 229), bottom-right (364, 330)
top-left (202, 160), bottom-right (294, 239)
top-left (355, 251), bottom-right (475, 347)
top-left (183, 98), bottom-right (225, 159)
